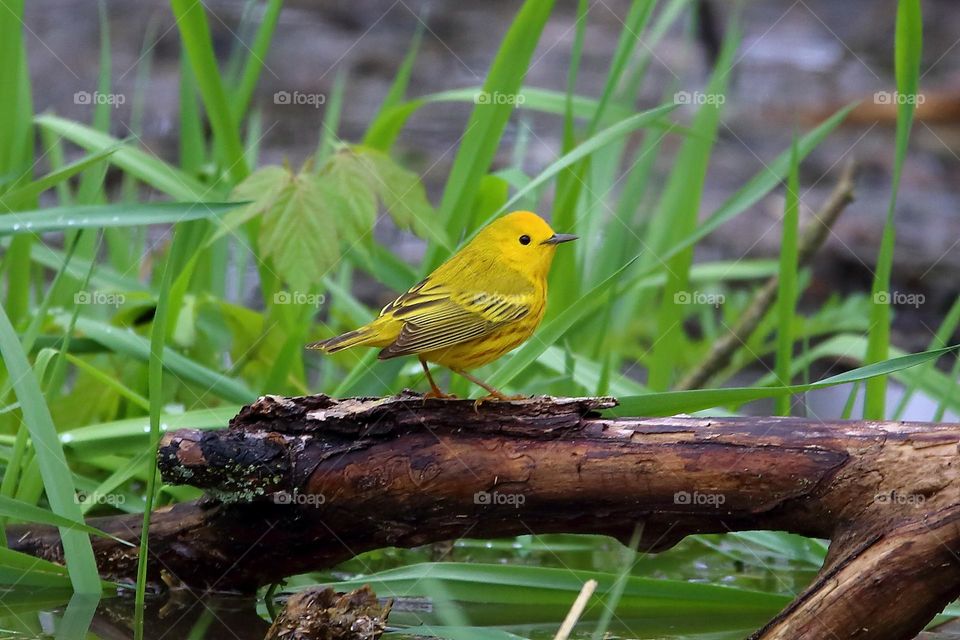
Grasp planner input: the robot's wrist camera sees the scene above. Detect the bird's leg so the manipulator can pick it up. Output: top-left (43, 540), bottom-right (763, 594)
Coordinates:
top-left (420, 358), bottom-right (456, 399)
top-left (453, 369), bottom-right (527, 402)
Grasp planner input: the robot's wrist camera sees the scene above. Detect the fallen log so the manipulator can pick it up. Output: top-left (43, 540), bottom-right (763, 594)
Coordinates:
top-left (8, 392), bottom-right (960, 640)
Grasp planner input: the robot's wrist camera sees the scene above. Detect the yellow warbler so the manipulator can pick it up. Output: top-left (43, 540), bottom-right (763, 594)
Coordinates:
top-left (307, 211), bottom-right (577, 398)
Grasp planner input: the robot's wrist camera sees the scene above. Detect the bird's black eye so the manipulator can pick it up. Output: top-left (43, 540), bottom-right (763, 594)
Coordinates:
top-left (519, 235), bottom-right (531, 245)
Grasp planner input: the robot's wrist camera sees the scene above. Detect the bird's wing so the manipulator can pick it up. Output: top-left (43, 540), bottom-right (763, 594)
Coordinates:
top-left (377, 283), bottom-right (529, 359)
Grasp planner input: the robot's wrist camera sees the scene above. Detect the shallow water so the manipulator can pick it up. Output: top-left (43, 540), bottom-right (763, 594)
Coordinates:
top-left (2, 533), bottom-right (820, 640)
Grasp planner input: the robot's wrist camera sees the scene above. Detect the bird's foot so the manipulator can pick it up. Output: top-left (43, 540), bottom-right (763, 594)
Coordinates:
top-left (423, 388), bottom-right (458, 400)
top-left (473, 392), bottom-right (530, 410)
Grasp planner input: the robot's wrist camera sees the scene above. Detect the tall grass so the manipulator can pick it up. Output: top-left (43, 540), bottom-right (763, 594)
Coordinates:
top-left (863, 0), bottom-right (923, 419)
top-left (774, 137), bottom-right (800, 416)
top-left (0, 0), bottom-right (949, 638)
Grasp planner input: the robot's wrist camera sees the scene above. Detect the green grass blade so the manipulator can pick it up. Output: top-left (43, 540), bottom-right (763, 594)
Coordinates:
top-left (179, 56), bottom-right (206, 174)
top-left (0, 145), bottom-right (119, 207)
top-left (57, 351), bottom-right (151, 411)
top-left (587, 0), bottom-right (656, 133)
top-left (548, 0), bottom-right (592, 312)
top-left (480, 104), bottom-right (677, 229)
top-left (892, 296), bottom-right (960, 419)
top-left (28, 240), bottom-right (148, 293)
top-left (863, 0), bottom-right (922, 419)
top-left (0, 495), bottom-right (131, 545)
top-left (591, 522), bottom-right (642, 640)
top-left (232, 0), bottom-right (284, 124)
top-left (646, 19), bottom-right (739, 390)
top-left (776, 333), bottom-right (960, 420)
top-left (613, 103), bottom-right (853, 353)
top-left (171, 0), bottom-right (249, 184)
top-left (0, 305), bottom-right (100, 593)
top-left (38, 230), bottom-right (101, 415)
top-left (134, 227), bottom-right (185, 637)
top-left (0, 19), bottom-right (35, 328)
top-left (315, 69), bottom-right (347, 164)
top-left (610, 345), bottom-right (957, 417)
top-left (934, 354), bottom-right (960, 421)
top-left (56, 592), bottom-right (101, 640)
top-left (0, 0), bottom-right (30, 178)
top-left (39, 128), bottom-right (74, 205)
top-left (325, 561), bottom-right (789, 617)
top-left (774, 136), bottom-right (800, 415)
top-left (0, 546), bottom-right (79, 588)
top-left (363, 20), bottom-right (425, 151)
top-left (75, 0), bottom-right (112, 204)
top-left (691, 104), bottom-right (854, 250)
top-left (120, 16), bottom-right (161, 206)
top-left (0, 201), bottom-right (241, 236)
top-left (487, 259), bottom-right (638, 389)
top-left (36, 114), bottom-right (215, 199)
top-left (59, 315), bottom-right (257, 404)
top-left (361, 87), bottom-right (633, 149)
top-left (50, 407), bottom-right (238, 456)
top-left (425, 0), bottom-right (557, 271)
top-left (387, 628), bottom-right (529, 640)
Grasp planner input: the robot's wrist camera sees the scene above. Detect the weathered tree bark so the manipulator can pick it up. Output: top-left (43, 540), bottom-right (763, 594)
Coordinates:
top-left (7, 393), bottom-right (960, 640)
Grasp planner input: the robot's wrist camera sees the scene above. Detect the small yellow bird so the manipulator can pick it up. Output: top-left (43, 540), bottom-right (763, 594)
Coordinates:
top-left (307, 211), bottom-right (577, 399)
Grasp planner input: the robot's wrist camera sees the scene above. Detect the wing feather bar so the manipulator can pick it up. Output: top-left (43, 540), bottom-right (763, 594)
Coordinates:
top-left (377, 288), bottom-right (529, 359)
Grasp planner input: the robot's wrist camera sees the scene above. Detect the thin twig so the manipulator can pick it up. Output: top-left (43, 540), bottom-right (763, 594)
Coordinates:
top-left (554, 579), bottom-right (598, 640)
top-left (676, 158), bottom-right (858, 391)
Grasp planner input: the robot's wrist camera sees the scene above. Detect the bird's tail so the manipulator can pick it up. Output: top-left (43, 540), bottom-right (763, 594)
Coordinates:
top-left (306, 325), bottom-right (375, 353)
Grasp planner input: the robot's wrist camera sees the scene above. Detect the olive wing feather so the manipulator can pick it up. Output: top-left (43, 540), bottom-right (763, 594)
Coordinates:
top-left (377, 283), bottom-right (529, 359)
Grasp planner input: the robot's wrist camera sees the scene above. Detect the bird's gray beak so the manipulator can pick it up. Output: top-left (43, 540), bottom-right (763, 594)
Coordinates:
top-left (542, 233), bottom-right (578, 245)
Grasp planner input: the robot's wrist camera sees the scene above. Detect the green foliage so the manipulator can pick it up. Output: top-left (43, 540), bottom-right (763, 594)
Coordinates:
top-left (0, 0), bottom-right (949, 637)
top-left (228, 145), bottom-right (436, 291)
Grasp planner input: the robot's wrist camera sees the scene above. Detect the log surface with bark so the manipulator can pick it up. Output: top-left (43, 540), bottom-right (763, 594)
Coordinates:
top-left (8, 392), bottom-right (960, 640)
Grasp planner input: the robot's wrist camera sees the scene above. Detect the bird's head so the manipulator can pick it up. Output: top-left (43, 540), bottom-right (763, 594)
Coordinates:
top-left (477, 211), bottom-right (577, 280)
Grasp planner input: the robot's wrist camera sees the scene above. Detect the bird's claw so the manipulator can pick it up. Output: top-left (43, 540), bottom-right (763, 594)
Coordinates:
top-left (472, 392), bottom-right (529, 411)
top-left (423, 389), bottom-right (458, 400)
